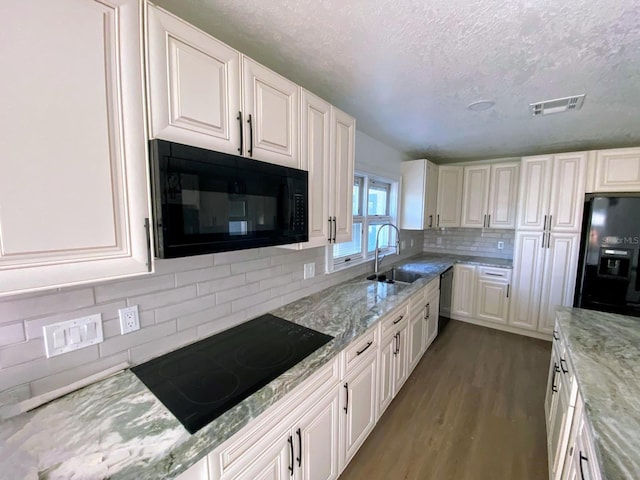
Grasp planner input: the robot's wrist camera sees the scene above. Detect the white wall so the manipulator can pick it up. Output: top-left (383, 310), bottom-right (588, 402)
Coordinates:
top-left (355, 131), bottom-right (407, 180)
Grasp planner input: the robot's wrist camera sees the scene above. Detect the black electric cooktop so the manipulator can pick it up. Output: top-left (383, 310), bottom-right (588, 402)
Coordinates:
top-left (131, 314), bottom-right (333, 434)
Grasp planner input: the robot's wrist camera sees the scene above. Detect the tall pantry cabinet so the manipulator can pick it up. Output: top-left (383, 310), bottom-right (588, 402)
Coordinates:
top-left (509, 153), bottom-right (587, 333)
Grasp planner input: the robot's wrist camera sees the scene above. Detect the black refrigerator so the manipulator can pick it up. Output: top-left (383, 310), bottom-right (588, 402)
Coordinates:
top-left (574, 194), bottom-right (640, 317)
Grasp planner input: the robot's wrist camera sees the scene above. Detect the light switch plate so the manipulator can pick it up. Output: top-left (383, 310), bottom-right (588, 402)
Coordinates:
top-left (43, 314), bottom-right (103, 358)
top-left (498, 241), bottom-right (505, 250)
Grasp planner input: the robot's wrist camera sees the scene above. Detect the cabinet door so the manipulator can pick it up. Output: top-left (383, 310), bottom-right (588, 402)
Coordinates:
top-left (426, 162), bottom-right (439, 229)
top-left (242, 57), bottom-right (299, 168)
top-left (452, 264), bottom-right (477, 318)
top-left (393, 326), bottom-right (409, 394)
top-left (436, 166), bottom-right (463, 227)
top-left (297, 387), bottom-right (340, 480)
top-left (509, 232), bottom-right (545, 331)
top-left (594, 147), bottom-right (640, 192)
top-left (176, 457), bottom-right (210, 480)
top-left (516, 156), bottom-right (552, 231)
top-left (300, 90), bottom-right (331, 248)
top-left (425, 291), bottom-right (440, 349)
top-left (331, 108), bottom-right (356, 243)
top-left (146, 5), bottom-right (241, 155)
top-left (377, 333), bottom-right (395, 419)
top-left (488, 162), bottom-right (519, 229)
top-left (475, 280), bottom-right (509, 324)
top-left (400, 160), bottom-right (427, 230)
top-left (461, 165), bottom-right (491, 228)
top-left (341, 354), bottom-right (377, 469)
top-left (538, 233), bottom-right (580, 334)
top-left (229, 431), bottom-right (292, 480)
top-left (0, 0), bottom-right (151, 296)
top-left (549, 389), bottom-right (574, 480)
top-left (548, 153), bottom-right (587, 233)
top-left (407, 308), bottom-right (425, 373)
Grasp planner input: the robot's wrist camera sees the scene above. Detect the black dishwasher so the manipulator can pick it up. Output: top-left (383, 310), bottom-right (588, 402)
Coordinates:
top-left (439, 267), bottom-right (453, 332)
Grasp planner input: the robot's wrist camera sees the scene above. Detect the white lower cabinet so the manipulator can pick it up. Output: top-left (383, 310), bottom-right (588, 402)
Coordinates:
top-left (377, 305), bottom-right (410, 420)
top-left (475, 267), bottom-right (512, 325)
top-left (407, 288), bottom-right (427, 373)
top-left (227, 432), bottom-right (292, 480)
top-left (340, 351), bottom-right (378, 470)
top-left (424, 289), bottom-right (440, 349)
top-left (452, 264), bottom-right (477, 318)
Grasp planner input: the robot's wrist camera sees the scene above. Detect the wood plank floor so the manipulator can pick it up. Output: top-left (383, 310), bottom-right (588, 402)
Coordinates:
top-left (339, 320), bottom-right (552, 480)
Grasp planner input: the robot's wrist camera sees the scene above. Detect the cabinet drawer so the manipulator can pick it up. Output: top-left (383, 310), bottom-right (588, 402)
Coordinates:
top-left (341, 327), bottom-right (378, 377)
top-left (379, 303), bottom-right (410, 338)
top-left (211, 357), bottom-right (339, 478)
top-left (477, 266), bottom-right (512, 282)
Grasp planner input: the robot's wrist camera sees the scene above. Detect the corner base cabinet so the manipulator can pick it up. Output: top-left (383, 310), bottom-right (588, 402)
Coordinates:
top-left (0, 0), bottom-right (152, 296)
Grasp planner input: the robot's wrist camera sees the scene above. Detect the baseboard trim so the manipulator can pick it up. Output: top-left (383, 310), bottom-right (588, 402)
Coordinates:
top-left (450, 314), bottom-right (552, 341)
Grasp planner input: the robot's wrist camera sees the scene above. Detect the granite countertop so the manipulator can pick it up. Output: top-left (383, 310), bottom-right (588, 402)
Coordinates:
top-left (555, 307), bottom-right (640, 480)
top-left (0, 253), bottom-right (509, 480)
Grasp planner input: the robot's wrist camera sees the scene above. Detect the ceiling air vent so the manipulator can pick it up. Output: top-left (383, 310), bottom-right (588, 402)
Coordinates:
top-left (530, 94), bottom-right (586, 116)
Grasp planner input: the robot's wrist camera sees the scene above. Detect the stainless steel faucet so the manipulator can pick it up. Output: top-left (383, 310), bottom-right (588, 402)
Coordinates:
top-left (374, 223), bottom-right (401, 274)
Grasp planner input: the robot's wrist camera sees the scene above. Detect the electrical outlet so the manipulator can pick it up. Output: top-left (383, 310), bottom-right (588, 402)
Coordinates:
top-left (497, 241), bottom-right (505, 250)
top-left (410, 239), bottom-right (415, 247)
top-left (303, 262), bottom-right (315, 280)
top-left (400, 240), bottom-right (406, 249)
top-left (119, 305), bottom-right (140, 334)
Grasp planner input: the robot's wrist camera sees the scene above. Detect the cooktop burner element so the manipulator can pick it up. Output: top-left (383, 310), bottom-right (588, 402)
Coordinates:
top-left (132, 314), bottom-right (333, 434)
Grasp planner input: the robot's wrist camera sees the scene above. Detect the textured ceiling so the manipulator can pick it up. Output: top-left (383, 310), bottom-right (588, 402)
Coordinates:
top-left (154, 0), bottom-right (640, 163)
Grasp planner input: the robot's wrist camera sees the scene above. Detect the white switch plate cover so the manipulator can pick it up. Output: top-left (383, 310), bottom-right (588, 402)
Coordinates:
top-left (43, 314), bottom-right (103, 358)
top-left (497, 241), bottom-right (505, 250)
top-left (303, 262), bottom-right (315, 280)
top-left (119, 305), bottom-right (140, 334)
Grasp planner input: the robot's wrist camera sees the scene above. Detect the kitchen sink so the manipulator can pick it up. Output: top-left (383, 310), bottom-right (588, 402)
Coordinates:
top-left (367, 268), bottom-right (424, 284)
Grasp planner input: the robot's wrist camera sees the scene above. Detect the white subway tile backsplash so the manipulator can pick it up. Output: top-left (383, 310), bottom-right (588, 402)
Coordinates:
top-left (231, 290), bottom-right (272, 313)
top-left (98, 321), bottom-right (177, 358)
top-left (128, 285), bottom-right (197, 311)
top-left (0, 288), bottom-right (95, 325)
top-left (196, 274), bottom-right (246, 296)
top-left (154, 294), bottom-right (218, 324)
top-left (230, 257), bottom-right (272, 275)
top-left (196, 311), bottom-right (246, 339)
top-left (423, 228), bottom-right (514, 259)
top-left (213, 248), bottom-right (264, 266)
top-left (216, 282), bottom-right (260, 304)
top-left (0, 345), bottom-right (99, 392)
top-left (175, 264), bottom-right (230, 287)
top-left (129, 329), bottom-right (197, 365)
top-left (0, 323), bottom-right (25, 346)
top-left (94, 275), bottom-right (175, 303)
top-left (245, 265), bottom-right (284, 283)
top-left (0, 339), bottom-right (45, 369)
top-left (176, 303), bottom-right (232, 331)
top-left (30, 352), bottom-right (129, 398)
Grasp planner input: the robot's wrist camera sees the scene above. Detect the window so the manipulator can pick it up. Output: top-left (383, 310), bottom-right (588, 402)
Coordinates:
top-left (332, 173), bottom-right (398, 268)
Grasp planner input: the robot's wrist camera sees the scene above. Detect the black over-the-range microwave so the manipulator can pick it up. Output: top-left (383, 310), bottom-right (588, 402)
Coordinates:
top-left (149, 140), bottom-right (308, 258)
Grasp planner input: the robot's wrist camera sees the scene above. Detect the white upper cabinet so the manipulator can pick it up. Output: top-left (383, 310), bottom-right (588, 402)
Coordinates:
top-left (436, 166), bottom-right (464, 227)
top-left (517, 153), bottom-right (586, 232)
top-left (0, 0), bottom-right (151, 296)
top-left (487, 162), bottom-right (520, 229)
top-left (300, 90), bottom-right (332, 248)
top-left (592, 147), bottom-right (640, 192)
top-left (460, 161), bottom-right (519, 229)
top-left (146, 5), bottom-right (241, 155)
top-left (548, 153), bottom-right (588, 233)
top-left (400, 159), bottom-right (439, 230)
top-left (242, 57), bottom-right (300, 169)
top-left (461, 165), bottom-right (491, 228)
top-left (330, 108), bottom-right (356, 244)
top-left (146, 5), bottom-right (300, 169)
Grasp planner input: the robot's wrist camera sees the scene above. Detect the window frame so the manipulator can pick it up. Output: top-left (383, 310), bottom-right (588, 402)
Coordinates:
top-left (330, 171), bottom-right (399, 270)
